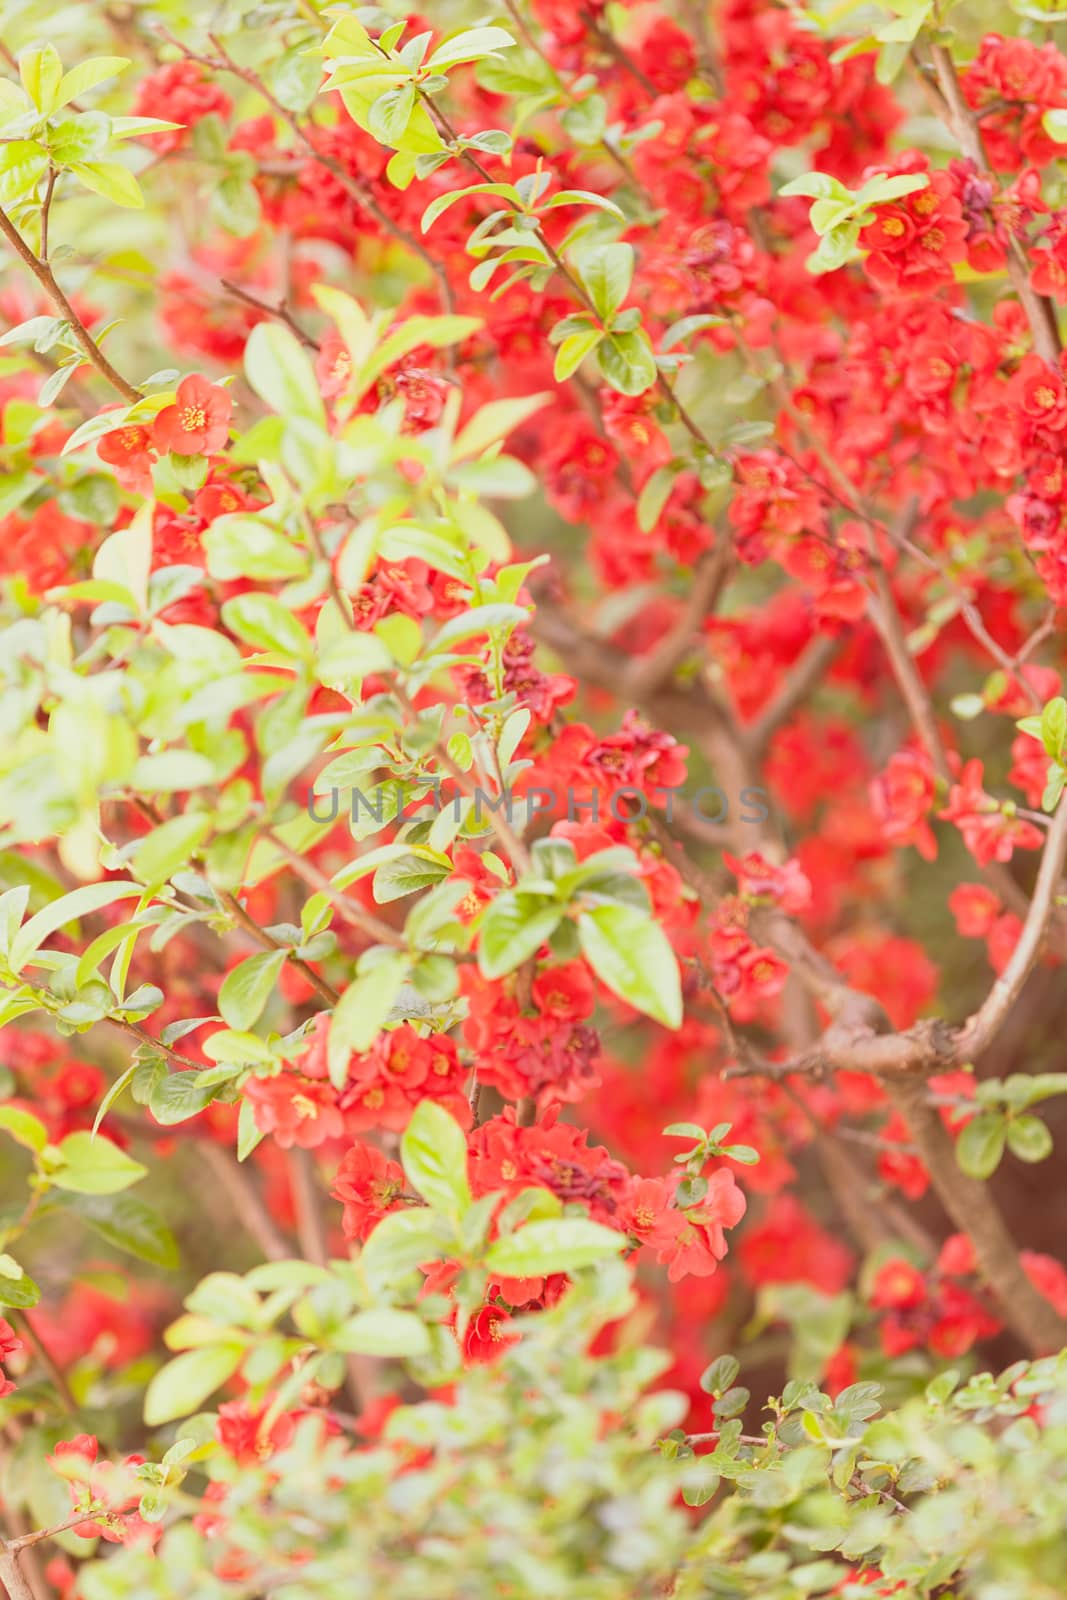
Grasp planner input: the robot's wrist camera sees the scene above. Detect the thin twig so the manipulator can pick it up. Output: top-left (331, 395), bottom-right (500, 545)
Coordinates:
top-left (0, 205), bottom-right (141, 402)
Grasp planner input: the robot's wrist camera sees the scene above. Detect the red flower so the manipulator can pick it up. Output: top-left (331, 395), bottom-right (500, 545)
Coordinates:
top-left (870, 749), bottom-right (937, 861)
top-left (652, 1168), bottom-right (747, 1283)
top-left (152, 375), bottom-right (233, 456)
top-left (244, 1072), bottom-right (346, 1149)
top-left (332, 1141), bottom-right (406, 1240)
top-left (133, 62), bottom-right (232, 154)
top-left (723, 851), bottom-right (812, 913)
top-left (462, 1304), bottom-right (519, 1364)
top-left (949, 883), bottom-right (1001, 939)
top-left (531, 962), bottom-right (596, 1023)
top-left (939, 758), bottom-right (1044, 865)
top-left (97, 423), bottom-right (158, 493)
top-left (1015, 354), bottom-right (1067, 432)
top-left (870, 1258), bottom-right (926, 1310)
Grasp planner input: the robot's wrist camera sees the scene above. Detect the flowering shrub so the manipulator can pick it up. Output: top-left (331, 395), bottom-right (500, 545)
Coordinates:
top-left (2, 0), bottom-right (1067, 1595)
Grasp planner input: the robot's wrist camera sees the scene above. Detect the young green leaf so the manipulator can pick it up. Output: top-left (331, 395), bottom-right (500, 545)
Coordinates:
top-left (401, 1099), bottom-right (472, 1220)
top-left (485, 1217), bottom-right (626, 1276)
top-left (577, 904), bottom-right (683, 1028)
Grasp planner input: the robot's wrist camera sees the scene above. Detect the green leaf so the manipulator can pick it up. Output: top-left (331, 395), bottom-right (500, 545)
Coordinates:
top-left (203, 515), bottom-right (307, 582)
top-left (19, 46), bottom-right (63, 113)
top-left (130, 750), bottom-right (217, 794)
top-left (72, 1192), bottom-right (180, 1268)
top-left (133, 814), bottom-right (212, 888)
top-left (700, 1354), bottom-right (740, 1395)
top-left (368, 84), bottom-right (415, 147)
top-left (955, 1112), bottom-right (1008, 1180)
top-left (50, 1131), bottom-right (147, 1194)
top-left (1005, 1115), bottom-right (1054, 1164)
top-left (485, 1217), bottom-right (625, 1276)
top-left (244, 321), bottom-right (326, 427)
top-left (218, 949), bottom-right (287, 1032)
top-left (212, 174), bottom-right (260, 236)
top-left (0, 1104), bottom-right (48, 1152)
top-left (577, 242), bottom-right (633, 322)
top-left (452, 394), bottom-right (552, 460)
top-left (546, 188), bottom-right (623, 217)
top-left (428, 603), bottom-right (529, 652)
top-left (807, 220), bottom-right (861, 275)
top-left (779, 171), bottom-right (853, 201)
top-left (428, 27), bottom-right (516, 69)
top-left (359, 1207), bottom-right (454, 1288)
top-left (150, 1071), bottom-right (225, 1127)
top-left (144, 1343), bottom-right (244, 1426)
top-left (1043, 765), bottom-right (1066, 813)
top-left (401, 1099), bottom-right (472, 1220)
top-left (10, 882), bottom-right (145, 974)
top-left (560, 96), bottom-right (607, 144)
top-left (57, 55), bottom-right (129, 106)
top-left (637, 464), bottom-right (681, 532)
top-left (577, 904), bottom-right (682, 1028)
top-left (554, 328), bottom-right (602, 382)
top-left (809, 197), bottom-right (855, 237)
top-left (421, 182), bottom-right (519, 234)
top-left (327, 952), bottom-right (410, 1090)
top-left (221, 593), bottom-right (313, 659)
top-left (1041, 697), bottom-right (1067, 761)
top-left (237, 1097), bottom-right (265, 1162)
top-left (371, 853), bottom-right (450, 904)
top-left (91, 1064), bottom-right (138, 1137)
top-left (660, 314), bottom-right (726, 351)
top-left (0, 1264), bottom-right (40, 1308)
top-left (0, 141), bottom-right (48, 204)
top-left (477, 890), bottom-right (563, 979)
top-left (597, 330), bottom-right (657, 397)
top-left (332, 1308), bottom-right (431, 1356)
top-left (854, 172), bottom-right (929, 206)
top-left (69, 161), bottom-right (144, 208)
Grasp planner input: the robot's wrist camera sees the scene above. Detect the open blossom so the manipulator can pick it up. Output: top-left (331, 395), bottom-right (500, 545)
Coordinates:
top-left (870, 749), bottom-right (937, 860)
top-left (244, 1072), bottom-right (346, 1149)
top-left (938, 758), bottom-right (1044, 865)
top-left (869, 1250), bottom-right (1002, 1358)
top-left (652, 1169), bottom-right (747, 1283)
top-left (860, 158), bottom-right (969, 293)
top-left (47, 1435), bottom-right (158, 1546)
top-left (133, 61), bottom-right (232, 153)
top-left (97, 422), bottom-right (158, 493)
top-left (723, 851), bottom-right (812, 912)
top-left (462, 1303), bottom-right (520, 1364)
top-left (0, 1316), bottom-right (21, 1399)
top-left (332, 1141), bottom-right (406, 1240)
top-left (152, 374), bottom-right (233, 456)
top-left (462, 963), bottom-right (602, 1106)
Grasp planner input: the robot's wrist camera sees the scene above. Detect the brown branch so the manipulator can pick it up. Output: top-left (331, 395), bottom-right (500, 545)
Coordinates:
top-left (888, 1075), bottom-right (1067, 1353)
top-left (621, 544), bottom-right (732, 700)
top-left (215, 887), bottom-right (339, 1006)
top-left (867, 558), bottom-right (953, 785)
top-left (0, 206), bottom-right (142, 403)
top-left (259, 828), bottom-right (408, 949)
top-left (290, 1148), bottom-right (330, 1267)
top-left (746, 633), bottom-right (842, 759)
top-left (197, 1141), bottom-right (290, 1263)
top-left (0, 1547), bottom-right (36, 1600)
top-left (15, 1313), bottom-right (77, 1415)
top-left (219, 279), bottom-right (320, 351)
top-left (167, 30), bottom-right (457, 315)
top-left (289, 1148), bottom-right (373, 1412)
top-left (925, 43), bottom-right (1060, 367)
top-left (955, 793), bottom-right (1067, 1062)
